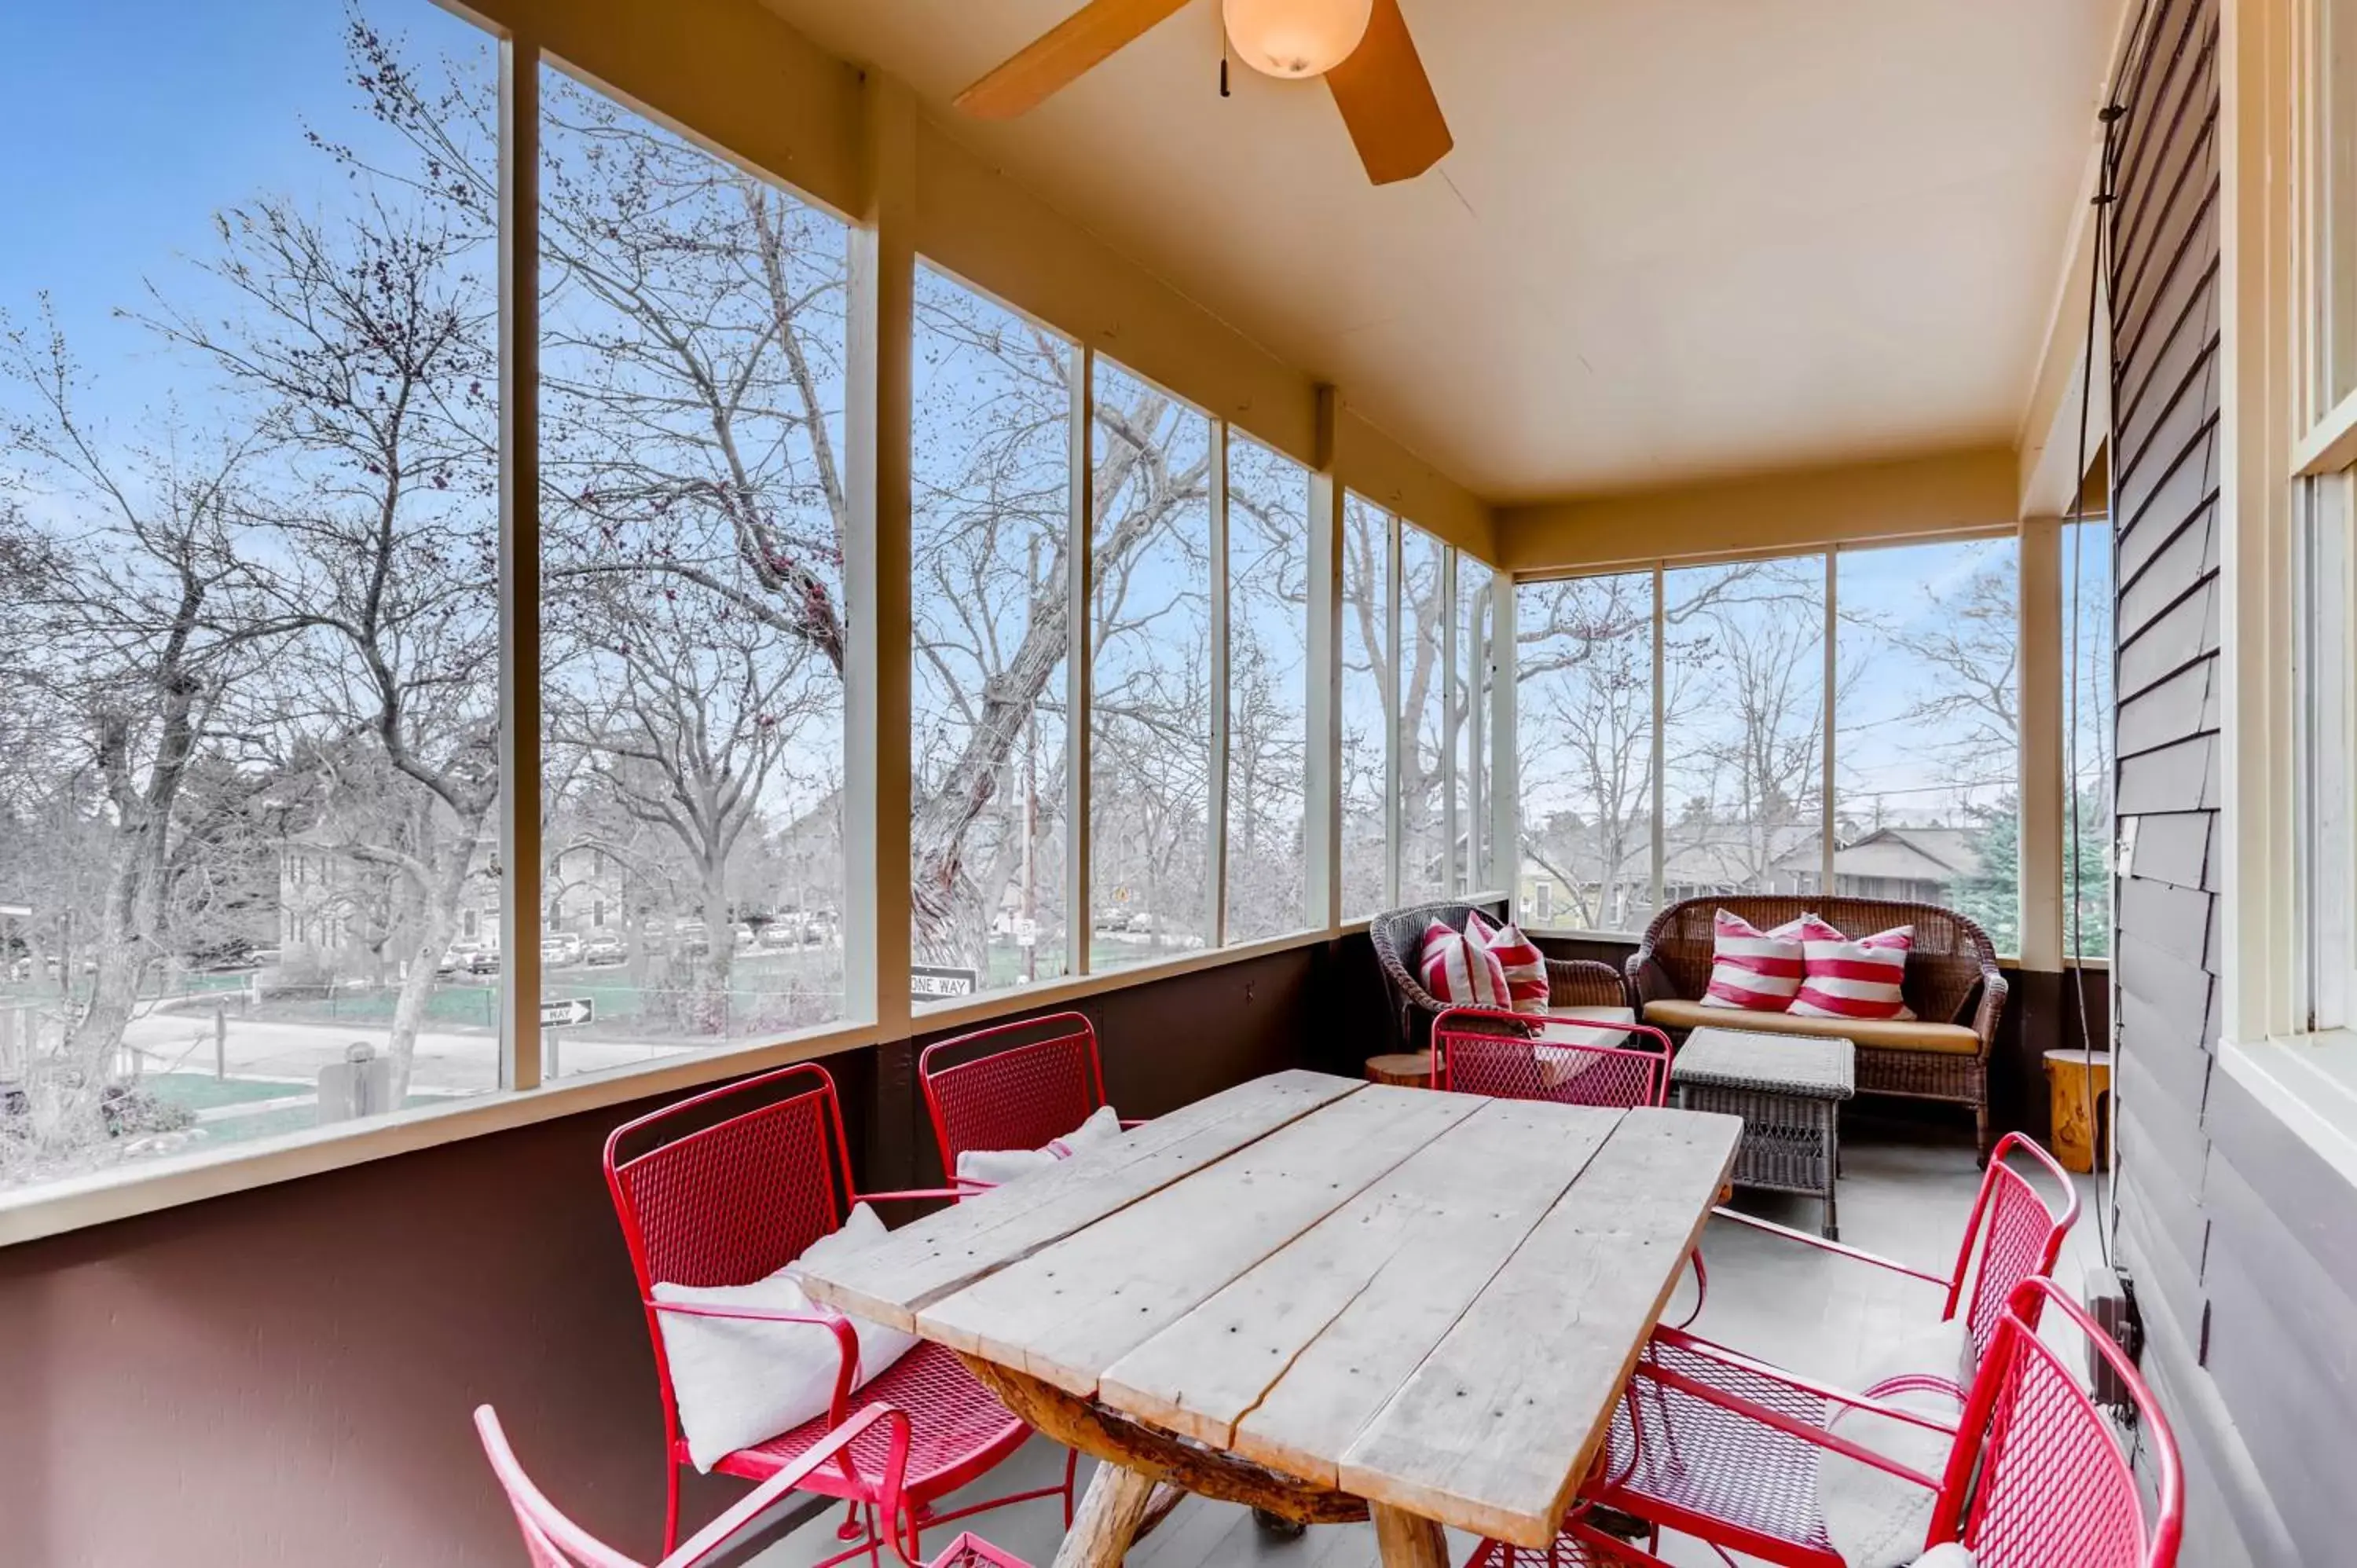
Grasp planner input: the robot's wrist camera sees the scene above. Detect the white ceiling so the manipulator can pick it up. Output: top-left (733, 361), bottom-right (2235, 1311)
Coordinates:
top-left (758, 0), bottom-right (2118, 502)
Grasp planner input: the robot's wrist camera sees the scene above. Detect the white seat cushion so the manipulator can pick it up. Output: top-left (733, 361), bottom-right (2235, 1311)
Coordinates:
top-left (652, 1203), bottom-right (922, 1471)
top-left (955, 1102), bottom-right (1122, 1187)
top-left (1818, 1318), bottom-right (1972, 1568)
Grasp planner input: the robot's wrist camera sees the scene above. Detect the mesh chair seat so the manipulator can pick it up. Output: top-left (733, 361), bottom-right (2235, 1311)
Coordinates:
top-left (1593, 1335), bottom-right (1851, 1564)
top-left (706, 1340), bottom-right (1030, 1504)
top-left (923, 1535), bottom-right (1035, 1568)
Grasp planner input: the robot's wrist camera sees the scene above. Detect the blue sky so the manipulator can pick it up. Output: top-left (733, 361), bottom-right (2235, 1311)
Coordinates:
top-left (1, 0), bottom-right (483, 413)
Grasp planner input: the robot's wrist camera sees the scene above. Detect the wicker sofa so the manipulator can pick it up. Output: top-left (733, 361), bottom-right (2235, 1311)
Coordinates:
top-left (1626, 896), bottom-right (2007, 1160)
top-left (1369, 902), bottom-right (1626, 1056)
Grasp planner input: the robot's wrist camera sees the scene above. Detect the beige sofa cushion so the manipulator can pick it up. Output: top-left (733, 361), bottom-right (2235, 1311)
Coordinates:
top-left (1644, 998), bottom-right (1982, 1055)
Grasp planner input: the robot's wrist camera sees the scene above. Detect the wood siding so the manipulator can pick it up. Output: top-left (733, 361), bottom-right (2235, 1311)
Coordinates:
top-left (2109, 2), bottom-right (2326, 1561)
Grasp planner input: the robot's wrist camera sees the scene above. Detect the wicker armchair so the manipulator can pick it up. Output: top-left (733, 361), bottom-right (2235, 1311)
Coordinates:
top-left (1628, 896), bottom-right (2007, 1159)
top-left (1369, 902), bottom-right (1624, 1056)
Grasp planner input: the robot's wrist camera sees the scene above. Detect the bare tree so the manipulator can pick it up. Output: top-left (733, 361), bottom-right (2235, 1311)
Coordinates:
top-left (0, 310), bottom-right (279, 1163)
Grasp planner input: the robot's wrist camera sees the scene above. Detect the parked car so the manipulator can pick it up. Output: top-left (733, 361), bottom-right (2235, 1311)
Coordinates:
top-left (467, 947), bottom-right (501, 975)
top-left (581, 932), bottom-right (625, 965)
top-left (757, 921), bottom-right (797, 950)
top-left (676, 921), bottom-right (709, 954)
top-left (435, 946), bottom-right (469, 976)
top-left (1094, 909), bottom-right (1131, 932)
top-left (541, 932), bottom-right (584, 967)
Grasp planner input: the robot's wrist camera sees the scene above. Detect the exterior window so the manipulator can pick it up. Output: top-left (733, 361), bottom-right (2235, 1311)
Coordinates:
top-left (2064, 520), bottom-right (2114, 960)
top-left (464, 910), bottom-right (481, 940)
top-left (0, 0), bottom-right (503, 1188)
top-left (1089, 357), bottom-right (1213, 969)
top-left (2319, 0), bottom-right (2357, 408)
top-left (1339, 496), bottom-right (1391, 917)
top-left (1224, 437), bottom-right (1312, 942)
top-left (592, 900), bottom-right (607, 929)
top-left (910, 264), bottom-right (1073, 998)
top-left (1516, 570), bottom-right (1659, 934)
top-left (2304, 477), bottom-right (2356, 1028)
top-left (537, 66), bottom-right (850, 1065)
top-left (1457, 562), bottom-right (1494, 892)
top-left (1662, 556), bottom-right (1827, 899)
top-left (1397, 526), bottom-right (1449, 904)
top-left (1835, 538), bottom-right (2022, 947)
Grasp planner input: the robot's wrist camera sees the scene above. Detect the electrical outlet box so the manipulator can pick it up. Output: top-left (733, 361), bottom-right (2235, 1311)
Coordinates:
top-left (2084, 1265), bottom-right (2142, 1409)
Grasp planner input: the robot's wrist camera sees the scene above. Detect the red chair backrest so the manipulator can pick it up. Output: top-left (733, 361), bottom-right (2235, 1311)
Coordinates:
top-left (1933, 1277), bottom-right (2183, 1568)
top-left (1942, 1132), bottom-right (2082, 1356)
top-left (476, 1405), bottom-right (643, 1568)
top-left (1432, 1006), bottom-right (1673, 1108)
top-left (604, 1061), bottom-right (856, 1293)
top-left (919, 1011), bottom-right (1107, 1173)
top-left (602, 1062), bottom-right (856, 1451)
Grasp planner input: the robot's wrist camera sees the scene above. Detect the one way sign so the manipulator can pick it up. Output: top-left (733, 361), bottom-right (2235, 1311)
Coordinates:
top-left (540, 997), bottom-right (596, 1028)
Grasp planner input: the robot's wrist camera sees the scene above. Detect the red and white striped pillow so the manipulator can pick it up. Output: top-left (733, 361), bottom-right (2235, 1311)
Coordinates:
top-left (1699, 910), bottom-right (1809, 1012)
top-left (1477, 918), bottom-right (1550, 1013)
top-left (1420, 918), bottom-right (1511, 1008)
top-left (1790, 915), bottom-right (1916, 1021)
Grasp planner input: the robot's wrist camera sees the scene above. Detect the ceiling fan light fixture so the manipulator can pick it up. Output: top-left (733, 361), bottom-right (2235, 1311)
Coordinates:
top-left (1222, 0), bottom-right (1375, 79)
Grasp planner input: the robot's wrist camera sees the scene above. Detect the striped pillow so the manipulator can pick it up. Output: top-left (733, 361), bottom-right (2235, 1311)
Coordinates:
top-left (1790, 916), bottom-right (1916, 1021)
top-left (1479, 919), bottom-right (1550, 1012)
top-left (1699, 910), bottom-right (1809, 1012)
top-left (1420, 918), bottom-right (1511, 1008)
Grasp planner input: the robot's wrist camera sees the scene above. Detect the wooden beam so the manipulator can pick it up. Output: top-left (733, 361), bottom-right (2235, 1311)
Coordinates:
top-left (497, 29), bottom-right (544, 1091)
top-left (2020, 517), bottom-right (2067, 969)
top-left (846, 72), bottom-right (918, 1036)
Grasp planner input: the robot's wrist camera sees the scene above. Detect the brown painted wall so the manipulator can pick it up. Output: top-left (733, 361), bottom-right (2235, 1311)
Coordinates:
top-left (0, 944), bottom-right (1326, 1567)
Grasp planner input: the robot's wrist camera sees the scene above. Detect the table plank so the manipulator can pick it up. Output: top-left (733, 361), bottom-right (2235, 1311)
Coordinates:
top-left (1336, 1107), bottom-right (1742, 1548)
top-left (1096, 1097), bottom-right (1624, 1482)
top-left (918, 1085), bottom-right (1485, 1395)
top-left (800, 1070), bottom-right (1364, 1330)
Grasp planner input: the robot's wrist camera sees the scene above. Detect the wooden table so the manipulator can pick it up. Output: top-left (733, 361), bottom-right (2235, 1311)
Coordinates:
top-left (797, 1070), bottom-right (1740, 1565)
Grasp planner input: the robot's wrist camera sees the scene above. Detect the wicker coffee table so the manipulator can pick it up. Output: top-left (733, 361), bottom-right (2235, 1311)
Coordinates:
top-left (1672, 1026), bottom-right (1855, 1239)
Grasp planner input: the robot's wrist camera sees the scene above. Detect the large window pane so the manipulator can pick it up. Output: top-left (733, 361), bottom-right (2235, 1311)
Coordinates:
top-left (1398, 526), bottom-right (1450, 905)
top-left (1225, 438), bottom-right (1310, 941)
top-left (1835, 539), bottom-right (2021, 947)
top-left (537, 68), bottom-right (849, 1071)
top-left (0, 1), bottom-right (501, 1186)
top-left (909, 266), bottom-right (1074, 998)
top-left (1340, 496), bottom-right (1391, 917)
top-left (1661, 557), bottom-right (1827, 900)
top-left (2066, 520), bottom-right (2114, 958)
top-left (1089, 359), bottom-right (1213, 969)
top-left (1516, 573), bottom-right (1659, 932)
top-left (1455, 558), bottom-right (1494, 892)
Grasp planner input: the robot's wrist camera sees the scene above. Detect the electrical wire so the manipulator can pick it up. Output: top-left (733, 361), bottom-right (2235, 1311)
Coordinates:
top-left (2071, 0), bottom-right (2165, 1282)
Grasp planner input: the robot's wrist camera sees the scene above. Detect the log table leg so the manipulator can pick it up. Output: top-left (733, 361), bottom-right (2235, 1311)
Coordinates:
top-left (1369, 1503), bottom-right (1450, 1567)
top-left (1053, 1460), bottom-right (1158, 1568)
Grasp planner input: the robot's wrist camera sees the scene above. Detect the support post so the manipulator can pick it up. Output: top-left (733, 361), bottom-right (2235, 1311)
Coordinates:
top-left (1307, 389), bottom-right (1346, 930)
top-left (497, 32), bottom-right (543, 1092)
top-left (846, 71), bottom-right (918, 1035)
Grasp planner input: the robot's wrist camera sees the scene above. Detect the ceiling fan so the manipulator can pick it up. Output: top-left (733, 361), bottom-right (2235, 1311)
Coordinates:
top-left (953, 0), bottom-right (1453, 186)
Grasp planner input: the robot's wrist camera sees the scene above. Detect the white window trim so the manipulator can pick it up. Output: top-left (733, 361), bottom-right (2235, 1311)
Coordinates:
top-left (2212, 0), bottom-right (2357, 1182)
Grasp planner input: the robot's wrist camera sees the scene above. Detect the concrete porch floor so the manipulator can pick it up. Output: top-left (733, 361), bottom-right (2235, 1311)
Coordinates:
top-left (753, 1119), bottom-right (2105, 1567)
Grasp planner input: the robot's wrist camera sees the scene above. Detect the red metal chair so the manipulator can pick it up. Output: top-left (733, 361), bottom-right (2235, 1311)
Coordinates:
top-left (603, 1062), bottom-right (1073, 1563)
top-left (476, 1400), bottom-right (1034, 1568)
top-left (1432, 1005), bottom-right (1674, 1108)
top-left (1538, 1276), bottom-right (2184, 1568)
top-left (1691, 1130), bottom-right (2080, 1361)
top-left (918, 1011), bottom-right (1138, 1192)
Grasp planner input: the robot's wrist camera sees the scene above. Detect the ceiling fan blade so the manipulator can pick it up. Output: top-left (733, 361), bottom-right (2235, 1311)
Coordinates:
top-left (1324, 0), bottom-right (1453, 185)
top-left (955, 0), bottom-right (1197, 119)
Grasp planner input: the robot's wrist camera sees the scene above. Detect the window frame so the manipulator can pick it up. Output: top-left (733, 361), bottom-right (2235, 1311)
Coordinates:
top-left (1509, 526), bottom-right (2029, 947)
top-left (0, 6), bottom-right (1516, 1246)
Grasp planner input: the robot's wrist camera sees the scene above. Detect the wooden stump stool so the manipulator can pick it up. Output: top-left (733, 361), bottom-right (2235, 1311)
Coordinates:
top-left (1365, 1051), bottom-right (1433, 1088)
top-left (2044, 1050), bottom-right (2112, 1174)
